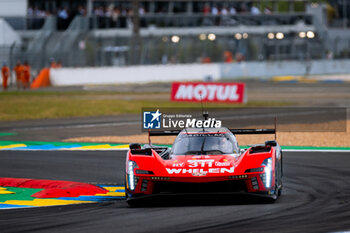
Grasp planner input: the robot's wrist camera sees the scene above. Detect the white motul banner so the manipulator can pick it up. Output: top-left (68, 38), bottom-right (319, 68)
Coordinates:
top-left (171, 82), bottom-right (246, 103)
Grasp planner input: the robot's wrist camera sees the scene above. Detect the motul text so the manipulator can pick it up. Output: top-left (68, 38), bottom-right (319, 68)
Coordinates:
top-left (171, 82), bottom-right (245, 103)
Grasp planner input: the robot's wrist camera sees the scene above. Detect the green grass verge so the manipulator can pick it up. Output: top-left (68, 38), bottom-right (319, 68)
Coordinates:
top-left (0, 91), bottom-right (291, 121)
top-left (0, 187), bottom-right (42, 202)
top-left (0, 133), bottom-right (16, 137)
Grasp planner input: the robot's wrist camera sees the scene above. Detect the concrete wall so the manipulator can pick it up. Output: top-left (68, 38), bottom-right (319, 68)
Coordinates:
top-left (220, 60), bottom-right (350, 79)
top-left (50, 59), bottom-right (350, 86)
top-left (0, 0), bottom-right (27, 17)
top-left (50, 64), bottom-right (220, 86)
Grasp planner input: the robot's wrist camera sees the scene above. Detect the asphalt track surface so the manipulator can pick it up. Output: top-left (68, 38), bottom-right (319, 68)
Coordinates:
top-left (0, 107), bottom-right (346, 142)
top-left (1, 150), bottom-right (350, 233)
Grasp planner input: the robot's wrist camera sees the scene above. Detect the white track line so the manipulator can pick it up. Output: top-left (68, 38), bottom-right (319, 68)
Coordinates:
top-left (283, 149), bottom-right (350, 153)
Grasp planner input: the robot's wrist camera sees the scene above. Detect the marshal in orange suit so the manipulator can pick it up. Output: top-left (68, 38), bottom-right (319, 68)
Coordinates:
top-left (22, 61), bottom-right (31, 89)
top-left (14, 61), bottom-right (23, 89)
top-left (1, 62), bottom-right (9, 90)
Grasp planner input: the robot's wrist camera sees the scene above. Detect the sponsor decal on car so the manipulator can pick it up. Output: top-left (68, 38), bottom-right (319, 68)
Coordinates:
top-left (172, 162), bottom-right (185, 167)
top-left (166, 167), bottom-right (234, 174)
top-left (192, 171), bottom-right (208, 177)
top-left (171, 160), bottom-right (231, 168)
top-left (187, 159), bottom-right (214, 167)
top-left (215, 161), bottom-right (231, 166)
top-left (171, 82), bottom-right (246, 103)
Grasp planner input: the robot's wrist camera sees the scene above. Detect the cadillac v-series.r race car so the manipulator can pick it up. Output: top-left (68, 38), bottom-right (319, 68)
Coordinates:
top-left (125, 127), bottom-right (283, 205)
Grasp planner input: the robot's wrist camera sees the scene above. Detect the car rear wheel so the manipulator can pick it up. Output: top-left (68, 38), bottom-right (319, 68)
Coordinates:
top-left (271, 170), bottom-right (281, 200)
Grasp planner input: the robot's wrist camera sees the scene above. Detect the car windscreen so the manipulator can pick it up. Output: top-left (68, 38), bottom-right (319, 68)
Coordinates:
top-left (171, 132), bottom-right (238, 155)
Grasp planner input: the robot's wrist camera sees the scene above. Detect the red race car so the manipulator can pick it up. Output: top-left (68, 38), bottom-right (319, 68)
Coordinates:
top-left (125, 127), bottom-right (283, 205)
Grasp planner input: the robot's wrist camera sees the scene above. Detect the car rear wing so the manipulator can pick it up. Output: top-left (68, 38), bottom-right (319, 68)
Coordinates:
top-left (229, 129), bottom-right (275, 134)
top-left (147, 115), bottom-right (277, 145)
top-left (148, 128), bottom-right (277, 146)
top-left (149, 130), bottom-right (181, 136)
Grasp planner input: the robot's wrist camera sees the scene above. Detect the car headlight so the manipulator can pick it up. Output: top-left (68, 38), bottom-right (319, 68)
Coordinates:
top-left (127, 161), bottom-right (138, 191)
top-left (261, 158), bottom-right (273, 188)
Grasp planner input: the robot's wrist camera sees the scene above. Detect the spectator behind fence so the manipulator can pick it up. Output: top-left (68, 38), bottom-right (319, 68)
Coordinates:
top-left (112, 7), bottom-right (120, 27)
top-left (221, 7), bottom-right (228, 15)
top-left (49, 58), bottom-right (63, 68)
top-left (27, 6), bottom-right (34, 16)
top-left (94, 6), bottom-right (105, 16)
top-left (251, 5), bottom-right (261, 15)
top-left (50, 58), bottom-right (57, 68)
top-left (211, 5), bottom-right (219, 15)
top-left (264, 7), bottom-right (272, 15)
top-left (224, 51), bottom-right (233, 63)
top-left (56, 60), bottom-right (63, 68)
top-left (229, 6), bottom-right (237, 15)
top-left (78, 5), bottom-right (87, 16)
top-left (58, 7), bottom-right (69, 30)
top-left (202, 4), bottom-right (210, 15)
top-left (235, 52), bottom-right (245, 62)
top-left (1, 62), bottom-right (9, 90)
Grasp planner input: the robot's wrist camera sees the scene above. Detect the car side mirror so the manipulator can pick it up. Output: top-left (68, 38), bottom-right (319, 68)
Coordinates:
top-left (129, 143), bottom-right (141, 150)
top-left (265, 140), bottom-right (277, 147)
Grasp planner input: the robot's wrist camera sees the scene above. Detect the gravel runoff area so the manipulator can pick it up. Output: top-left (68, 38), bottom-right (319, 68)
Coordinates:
top-left (64, 121), bottom-right (350, 147)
